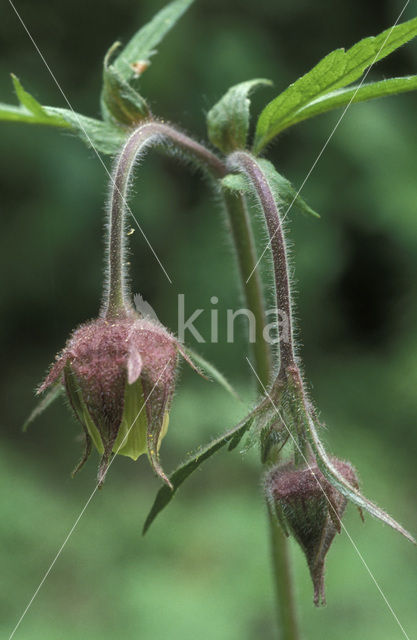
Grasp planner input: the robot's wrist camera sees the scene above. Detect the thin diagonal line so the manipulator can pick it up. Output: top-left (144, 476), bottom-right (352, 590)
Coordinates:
top-left (246, 357), bottom-right (411, 640)
top-left (246, 0), bottom-right (410, 284)
top-left (8, 0), bottom-right (173, 284)
top-left (8, 361), bottom-right (171, 640)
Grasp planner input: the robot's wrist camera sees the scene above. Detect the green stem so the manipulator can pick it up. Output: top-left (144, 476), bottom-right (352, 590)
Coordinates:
top-left (197, 147), bottom-right (298, 638)
top-left (222, 190), bottom-right (271, 388)
top-left (268, 504), bottom-right (300, 640)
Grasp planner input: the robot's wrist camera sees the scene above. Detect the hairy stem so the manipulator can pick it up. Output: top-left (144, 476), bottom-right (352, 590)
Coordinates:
top-left (103, 120), bottom-right (298, 636)
top-left (227, 151), bottom-right (300, 639)
top-left (227, 151), bottom-right (296, 377)
top-left (103, 120), bottom-right (270, 387)
top-left (222, 190), bottom-right (271, 388)
top-left (103, 120), bottom-right (226, 319)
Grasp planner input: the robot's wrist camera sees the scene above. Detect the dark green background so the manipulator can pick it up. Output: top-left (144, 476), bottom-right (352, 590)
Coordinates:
top-left (1, 1), bottom-right (416, 638)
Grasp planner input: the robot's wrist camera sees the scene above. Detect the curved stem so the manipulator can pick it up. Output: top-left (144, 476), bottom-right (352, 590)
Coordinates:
top-left (103, 121), bottom-right (270, 387)
top-left (227, 151), bottom-right (296, 377)
top-left (103, 120), bottom-right (226, 320)
top-left (227, 151), bottom-right (300, 640)
top-left (103, 120), bottom-right (298, 637)
top-left (226, 192), bottom-right (299, 640)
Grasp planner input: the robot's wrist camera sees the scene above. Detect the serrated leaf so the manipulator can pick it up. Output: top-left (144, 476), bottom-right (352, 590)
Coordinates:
top-left (258, 159), bottom-right (319, 218)
top-left (182, 346), bottom-right (241, 400)
top-left (254, 16), bottom-right (417, 152)
top-left (23, 384), bottom-right (64, 432)
top-left (143, 414), bottom-right (253, 533)
top-left (1, 75), bottom-right (127, 154)
top-left (112, 0), bottom-right (195, 82)
top-left (281, 75), bottom-right (417, 130)
top-left (207, 79), bottom-right (272, 153)
top-left (0, 103), bottom-right (126, 154)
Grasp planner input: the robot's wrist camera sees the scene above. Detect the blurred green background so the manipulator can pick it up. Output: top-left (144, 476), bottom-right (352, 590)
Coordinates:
top-left (1, 0), bottom-right (416, 638)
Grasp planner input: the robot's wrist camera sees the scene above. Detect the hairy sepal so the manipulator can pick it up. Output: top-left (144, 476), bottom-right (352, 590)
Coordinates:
top-left (305, 411), bottom-right (416, 544)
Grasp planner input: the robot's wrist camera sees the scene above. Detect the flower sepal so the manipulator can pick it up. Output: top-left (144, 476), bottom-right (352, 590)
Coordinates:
top-left (38, 314), bottom-right (179, 486)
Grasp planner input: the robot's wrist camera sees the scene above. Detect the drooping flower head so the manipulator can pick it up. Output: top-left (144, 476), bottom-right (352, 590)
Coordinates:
top-left (35, 122), bottom-right (212, 488)
top-left (38, 311), bottom-right (187, 486)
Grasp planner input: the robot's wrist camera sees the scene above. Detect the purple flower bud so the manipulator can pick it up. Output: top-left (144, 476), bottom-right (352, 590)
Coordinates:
top-left (265, 458), bottom-right (361, 606)
top-left (38, 313), bottom-right (180, 486)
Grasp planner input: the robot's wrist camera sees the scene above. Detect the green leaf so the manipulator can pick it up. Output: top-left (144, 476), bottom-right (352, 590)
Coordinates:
top-left (0, 103), bottom-right (126, 155)
top-left (222, 161), bottom-right (319, 219)
top-left (101, 43), bottom-right (150, 125)
top-left (182, 346), bottom-right (241, 400)
top-left (2, 74), bottom-right (69, 128)
top-left (207, 79), bottom-right (272, 153)
top-left (23, 384), bottom-right (63, 432)
top-left (280, 75), bottom-right (417, 130)
top-left (112, 0), bottom-right (195, 83)
top-left (228, 417), bottom-right (253, 451)
top-left (143, 414), bottom-right (253, 533)
top-left (254, 16), bottom-right (417, 152)
top-left (1, 75), bottom-right (127, 154)
top-left (0, 102), bottom-right (66, 126)
top-left (11, 74), bottom-right (50, 119)
top-left (46, 108), bottom-right (126, 154)
top-left (258, 159), bottom-right (319, 218)
top-left (100, 0), bottom-right (196, 126)
top-left (221, 173), bottom-right (250, 193)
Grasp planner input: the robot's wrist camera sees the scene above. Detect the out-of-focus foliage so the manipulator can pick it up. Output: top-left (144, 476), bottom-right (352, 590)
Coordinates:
top-left (0, 0), bottom-right (416, 638)
top-left (253, 15), bottom-right (417, 151)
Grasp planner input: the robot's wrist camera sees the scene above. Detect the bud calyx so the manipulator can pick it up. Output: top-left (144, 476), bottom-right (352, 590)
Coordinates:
top-left (265, 458), bottom-right (360, 605)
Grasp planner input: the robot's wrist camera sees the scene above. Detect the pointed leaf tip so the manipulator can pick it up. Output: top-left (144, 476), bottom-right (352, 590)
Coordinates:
top-left (177, 343), bottom-right (210, 381)
top-left (179, 345), bottom-right (240, 399)
top-left (11, 74), bottom-right (46, 118)
top-left (143, 413), bottom-right (253, 533)
top-left (23, 384), bottom-right (64, 432)
top-left (100, 0), bottom-right (196, 124)
top-left (112, 0), bottom-right (196, 83)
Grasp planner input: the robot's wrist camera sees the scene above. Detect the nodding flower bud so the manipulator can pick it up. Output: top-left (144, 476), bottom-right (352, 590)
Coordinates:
top-left (265, 458), bottom-right (361, 606)
top-left (38, 312), bottom-right (187, 487)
